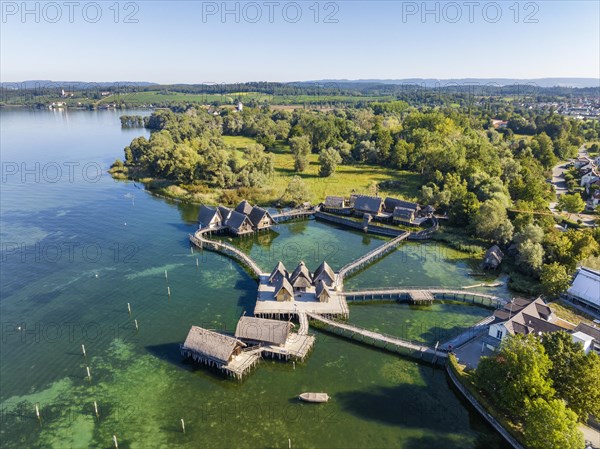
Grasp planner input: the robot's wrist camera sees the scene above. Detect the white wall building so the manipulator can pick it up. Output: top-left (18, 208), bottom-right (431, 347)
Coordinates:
top-left (565, 267), bottom-right (600, 315)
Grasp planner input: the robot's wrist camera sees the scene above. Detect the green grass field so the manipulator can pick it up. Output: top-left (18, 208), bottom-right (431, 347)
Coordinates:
top-left (221, 135), bottom-right (421, 204)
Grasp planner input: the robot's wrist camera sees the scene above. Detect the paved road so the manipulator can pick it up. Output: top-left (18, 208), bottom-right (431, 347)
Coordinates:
top-left (549, 146), bottom-right (598, 227)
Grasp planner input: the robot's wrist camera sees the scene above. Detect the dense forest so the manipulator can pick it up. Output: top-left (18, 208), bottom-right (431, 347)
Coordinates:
top-left (112, 101), bottom-right (600, 296)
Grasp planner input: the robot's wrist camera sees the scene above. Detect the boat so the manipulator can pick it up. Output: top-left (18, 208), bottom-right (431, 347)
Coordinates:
top-left (298, 392), bottom-right (329, 403)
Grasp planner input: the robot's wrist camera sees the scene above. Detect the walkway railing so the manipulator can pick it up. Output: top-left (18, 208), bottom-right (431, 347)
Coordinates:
top-left (342, 287), bottom-right (504, 308)
top-left (306, 312), bottom-right (447, 363)
top-left (272, 206), bottom-right (318, 223)
top-left (189, 228), bottom-right (265, 279)
top-left (336, 232), bottom-right (410, 286)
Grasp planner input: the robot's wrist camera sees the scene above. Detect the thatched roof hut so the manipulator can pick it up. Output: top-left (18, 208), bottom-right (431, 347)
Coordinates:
top-left (353, 195), bottom-right (383, 215)
top-left (269, 261), bottom-right (288, 285)
top-left (315, 280), bottom-right (331, 303)
top-left (313, 261), bottom-right (335, 286)
top-left (384, 197), bottom-right (419, 213)
top-left (483, 245), bottom-right (504, 270)
top-left (235, 200), bottom-right (254, 215)
top-left (248, 206), bottom-right (275, 230)
top-left (198, 205), bottom-right (222, 229)
top-left (235, 316), bottom-right (292, 345)
top-left (226, 210), bottom-right (254, 235)
top-left (274, 276), bottom-right (294, 301)
top-left (181, 326), bottom-right (245, 365)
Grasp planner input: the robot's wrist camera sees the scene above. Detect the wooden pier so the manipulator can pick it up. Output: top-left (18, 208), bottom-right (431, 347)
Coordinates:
top-left (336, 232), bottom-right (410, 287)
top-left (306, 312), bottom-right (447, 364)
top-left (189, 229), bottom-right (265, 279)
top-left (272, 207), bottom-right (317, 223)
top-left (342, 288), bottom-right (504, 308)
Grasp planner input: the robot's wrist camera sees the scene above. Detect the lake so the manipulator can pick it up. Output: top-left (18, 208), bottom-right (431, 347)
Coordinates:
top-left (0, 108), bottom-right (510, 448)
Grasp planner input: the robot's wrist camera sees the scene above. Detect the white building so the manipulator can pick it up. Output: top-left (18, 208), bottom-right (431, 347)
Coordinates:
top-left (572, 331), bottom-right (595, 354)
top-left (565, 267), bottom-right (600, 315)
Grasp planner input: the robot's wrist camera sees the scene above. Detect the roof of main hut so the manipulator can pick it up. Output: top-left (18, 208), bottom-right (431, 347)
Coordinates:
top-left (353, 195), bottom-right (383, 214)
top-left (198, 205), bottom-right (221, 227)
top-left (235, 316), bottom-right (292, 345)
top-left (324, 196), bottom-right (346, 208)
top-left (218, 206), bottom-right (232, 222)
top-left (315, 280), bottom-right (331, 298)
top-left (483, 245), bottom-right (504, 269)
top-left (393, 206), bottom-right (415, 219)
top-left (182, 326), bottom-right (245, 364)
top-left (274, 276), bottom-right (294, 297)
top-left (235, 200), bottom-right (254, 215)
top-left (384, 197), bottom-right (419, 212)
top-left (290, 261), bottom-right (312, 283)
top-left (313, 261), bottom-right (335, 283)
top-left (269, 261), bottom-right (288, 283)
top-left (248, 206), bottom-right (274, 226)
top-left (227, 210), bottom-right (253, 232)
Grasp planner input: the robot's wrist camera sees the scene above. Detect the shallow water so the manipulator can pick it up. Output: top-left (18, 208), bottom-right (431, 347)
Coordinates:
top-left (0, 109), bottom-right (509, 448)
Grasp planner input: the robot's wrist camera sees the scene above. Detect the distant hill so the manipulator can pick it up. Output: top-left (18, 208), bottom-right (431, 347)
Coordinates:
top-left (300, 78), bottom-right (599, 89)
top-left (1, 80), bottom-right (157, 89)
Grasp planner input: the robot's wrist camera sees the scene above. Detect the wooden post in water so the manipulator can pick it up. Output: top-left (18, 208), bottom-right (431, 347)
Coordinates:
top-left (127, 303), bottom-right (131, 316)
top-left (86, 366), bottom-right (92, 381)
top-left (180, 418), bottom-right (186, 434)
top-left (196, 258), bottom-right (199, 269)
top-left (165, 270), bottom-right (168, 280)
top-left (94, 401), bottom-right (100, 420)
top-left (81, 344), bottom-right (86, 358)
top-left (134, 319), bottom-right (139, 333)
top-left (113, 435), bottom-right (119, 449)
top-left (35, 403), bottom-right (41, 425)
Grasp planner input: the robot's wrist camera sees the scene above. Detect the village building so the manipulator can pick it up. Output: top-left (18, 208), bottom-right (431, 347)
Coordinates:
top-left (235, 316), bottom-right (292, 346)
top-left (565, 266), bottom-right (600, 315)
top-left (313, 261), bottom-right (335, 287)
top-left (273, 276), bottom-right (294, 302)
top-left (289, 261), bottom-right (313, 292)
top-left (353, 195), bottom-right (384, 216)
top-left (482, 245), bottom-right (504, 270)
top-left (218, 206), bottom-right (232, 223)
top-left (268, 261), bottom-right (288, 285)
top-left (248, 206), bottom-right (275, 230)
top-left (235, 200), bottom-right (254, 216)
top-left (198, 205), bottom-right (222, 230)
top-left (384, 197), bottom-right (420, 214)
top-left (322, 196), bottom-right (351, 214)
top-left (180, 326), bottom-right (261, 379)
top-left (226, 210), bottom-right (254, 235)
top-left (315, 280), bottom-right (332, 302)
top-left (485, 297), bottom-right (563, 350)
top-left (393, 206), bottom-right (415, 224)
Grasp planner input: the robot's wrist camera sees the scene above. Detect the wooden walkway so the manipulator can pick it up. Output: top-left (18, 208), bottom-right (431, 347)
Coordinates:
top-left (342, 287), bottom-right (504, 308)
top-left (336, 232), bottom-right (410, 287)
top-left (272, 207), bottom-right (317, 223)
top-left (298, 312), bottom-right (309, 336)
top-left (306, 312), bottom-right (447, 363)
top-left (189, 229), bottom-right (265, 279)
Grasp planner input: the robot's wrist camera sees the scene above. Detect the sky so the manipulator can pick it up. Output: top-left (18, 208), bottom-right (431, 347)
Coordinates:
top-left (1, 1), bottom-right (599, 83)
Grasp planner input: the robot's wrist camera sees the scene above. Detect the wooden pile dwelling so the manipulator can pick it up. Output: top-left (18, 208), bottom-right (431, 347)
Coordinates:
top-left (197, 200), bottom-right (275, 236)
top-left (181, 326), bottom-right (262, 380)
top-left (235, 316), bottom-right (315, 361)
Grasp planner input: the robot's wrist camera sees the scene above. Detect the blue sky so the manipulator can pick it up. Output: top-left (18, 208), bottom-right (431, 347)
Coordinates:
top-left (1, 1), bottom-right (598, 83)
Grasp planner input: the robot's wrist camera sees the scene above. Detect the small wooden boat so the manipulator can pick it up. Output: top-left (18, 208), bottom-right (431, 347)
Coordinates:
top-left (299, 392), bottom-right (329, 403)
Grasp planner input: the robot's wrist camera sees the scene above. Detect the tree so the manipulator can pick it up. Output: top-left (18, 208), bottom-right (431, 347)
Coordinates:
top-left (558, 193), bottom-right (585, 217)
top-left (282, 176), bottom-right (310, 206)
top-left (289, 135), bottom-right (311, 172)
top-left (541, 331), bottom-right (600, 421)
top-left (475, 334), bottom-right (554, 418)
top-left (473, 199), bottom-right (514, 244)
top-left (318, 148), bottom-right (342, 177)
top-left (523, 398), bottom-right (584, 449)
top-left (516, 240), bottom-right (545, 273)
top-left (540, 262), bottom-right (571, 298)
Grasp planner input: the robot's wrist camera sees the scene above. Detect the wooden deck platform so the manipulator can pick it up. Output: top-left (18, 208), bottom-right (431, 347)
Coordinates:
top-left (255, 275), bottom-right (349, 319)
top-left (342, 288), bottom-right (504, 308)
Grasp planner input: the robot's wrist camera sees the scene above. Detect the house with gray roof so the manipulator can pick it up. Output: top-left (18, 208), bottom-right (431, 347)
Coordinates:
top-left (248, 206), bottom-right (275, 230)
top-left (273, 276), bottom-right (294, 301)
top-left (181, 326), bottom-right (245, 366)
top-left (392, 206), bottom-right (415, 224)
top-left (268, 261), bottom-right (288, 285)
top-left (226, 210), bottom-right (254, 235)
top-left (235, 200), bottom-right (254, 215)
top-left (313, 261), bottom-right (335, 287)
top-left (289, 261), bottom-right (312, 292)
top-left (486, 298), bottom-right (563, 350)
top-left (353, 195), bottom-right (384, 216)
top-left (235, 316), bottom-right (293, 346)
top-left (198, 205), bottom-right (223, 230)
top-left (384, 197), bottom-right (420, 214)
top-left (315, 280), bottom-right (332, 303)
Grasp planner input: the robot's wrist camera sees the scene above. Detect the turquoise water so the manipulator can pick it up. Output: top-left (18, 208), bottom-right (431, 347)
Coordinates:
top-left (0, 109), bottom-right (509, 448)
